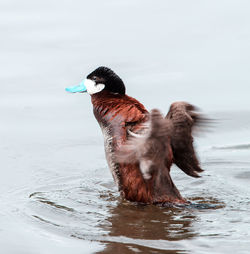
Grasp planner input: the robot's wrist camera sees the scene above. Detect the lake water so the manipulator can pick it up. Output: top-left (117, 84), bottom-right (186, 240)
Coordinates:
top-left (1, 0), bottom-right (250, 253)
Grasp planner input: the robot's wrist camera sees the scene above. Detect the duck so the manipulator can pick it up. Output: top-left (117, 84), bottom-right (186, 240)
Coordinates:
top-left (66, 66), bottom-right (204, 205)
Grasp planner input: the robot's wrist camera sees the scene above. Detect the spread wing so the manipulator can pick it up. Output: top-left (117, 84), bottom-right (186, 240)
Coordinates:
top-left (115, 109), bottom-right (171, 180)
top-left (166, 102), bottom-right (205, 178)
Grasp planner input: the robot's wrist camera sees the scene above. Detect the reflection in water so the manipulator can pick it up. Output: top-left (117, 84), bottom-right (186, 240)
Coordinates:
top-left (25, 161), bottom-right (230, 254)
top-left (29, 188), bottom-right (197, 253)
top-left (105, 203), bottom-right (196, 240)
top-left (95, 202), bottom-right (197, 254)
top-left (28, 175), bottom-right (224, 254)
top-left (95, 196), bottom-right (223, 254)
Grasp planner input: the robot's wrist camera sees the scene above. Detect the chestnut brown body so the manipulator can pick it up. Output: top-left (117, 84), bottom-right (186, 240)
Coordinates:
top-left (91, 91), bottom-right (201, 205)
top-left (68, 67), bottom-right (204, 205)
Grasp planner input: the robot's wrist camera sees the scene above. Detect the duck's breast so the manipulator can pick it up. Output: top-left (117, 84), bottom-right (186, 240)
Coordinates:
top-left (100, 123), bottom-right (123, 189)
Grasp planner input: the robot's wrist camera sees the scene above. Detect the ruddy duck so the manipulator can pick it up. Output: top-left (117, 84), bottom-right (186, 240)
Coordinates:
top-left (66, 67), bottom-right (204, 205)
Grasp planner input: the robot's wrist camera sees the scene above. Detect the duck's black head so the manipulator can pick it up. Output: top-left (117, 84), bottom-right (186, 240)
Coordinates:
top-left (87, 67), bottom-right (125, 95)
top-left (65, 67), bottom-right (126, 95)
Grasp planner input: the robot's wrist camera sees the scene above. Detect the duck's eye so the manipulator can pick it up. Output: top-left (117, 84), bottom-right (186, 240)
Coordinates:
top-left (92, 76), bottom-right (97, 81)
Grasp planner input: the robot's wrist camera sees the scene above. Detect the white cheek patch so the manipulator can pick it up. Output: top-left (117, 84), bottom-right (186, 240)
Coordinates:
top-left (84, 79), bottom-right (105, 95)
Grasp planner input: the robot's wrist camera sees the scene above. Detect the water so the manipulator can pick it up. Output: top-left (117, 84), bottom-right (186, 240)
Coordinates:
top-left (1, 0), bottom-right (250, 253)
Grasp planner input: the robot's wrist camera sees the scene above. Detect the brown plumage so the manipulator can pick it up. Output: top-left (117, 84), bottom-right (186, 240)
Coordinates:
top-left (166, 102), bottom-right (204, 178)
top-left (67, 67), bottom-right (208, 205)
top-left (91, 90), bottom-right (205, 204)
top-left (115, 109), bottom-right (172, 178)
top-left (115, 104), bottom-right (205, 204)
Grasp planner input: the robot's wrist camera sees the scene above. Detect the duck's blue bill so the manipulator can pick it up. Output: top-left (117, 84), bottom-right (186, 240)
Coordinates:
top-left (65, 80), bottom-right (87, 93)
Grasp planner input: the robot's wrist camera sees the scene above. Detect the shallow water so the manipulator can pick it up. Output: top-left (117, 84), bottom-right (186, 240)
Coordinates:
top-left (1, 0), bottom-right (250, 253)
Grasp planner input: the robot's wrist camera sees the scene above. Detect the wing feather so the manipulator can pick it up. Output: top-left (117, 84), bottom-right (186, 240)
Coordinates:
top-left (166, 102), bottom-right (205, 177)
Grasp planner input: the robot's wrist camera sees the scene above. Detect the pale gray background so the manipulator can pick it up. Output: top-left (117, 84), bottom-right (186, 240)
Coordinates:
top-left (0, 1), bottom-right (249, 253)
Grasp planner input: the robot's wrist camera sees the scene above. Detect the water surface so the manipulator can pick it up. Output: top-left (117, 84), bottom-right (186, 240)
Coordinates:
top-left (1, 0), bottom-right (250, 253)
